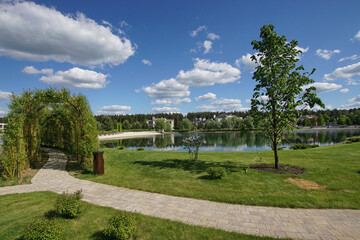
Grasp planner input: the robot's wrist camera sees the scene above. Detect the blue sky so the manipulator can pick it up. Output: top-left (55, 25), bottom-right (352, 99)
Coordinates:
top-left (0, 0), bottom-right (360, 116)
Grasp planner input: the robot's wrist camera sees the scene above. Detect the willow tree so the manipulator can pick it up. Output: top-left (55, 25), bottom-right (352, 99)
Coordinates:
top-left (250, 24), bottom-right (324, 169)
top-left (1, 88), bottom-right (98, 179)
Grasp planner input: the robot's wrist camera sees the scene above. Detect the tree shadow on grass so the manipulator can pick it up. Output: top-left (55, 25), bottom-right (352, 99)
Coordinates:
top-left (133, 159), bottom-right (247, 174)
top-left (90, 231), bottom-right (107, 240)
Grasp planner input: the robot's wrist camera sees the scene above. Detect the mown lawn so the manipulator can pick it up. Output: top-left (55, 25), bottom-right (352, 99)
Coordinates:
top-left (0, 192), bottom-right (281, 240)
top-left (75, 142), bottom-right (360, 209)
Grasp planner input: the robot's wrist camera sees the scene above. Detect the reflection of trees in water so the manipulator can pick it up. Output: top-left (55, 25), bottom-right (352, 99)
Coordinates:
top-left (100, 130), bottom-right (360, 150)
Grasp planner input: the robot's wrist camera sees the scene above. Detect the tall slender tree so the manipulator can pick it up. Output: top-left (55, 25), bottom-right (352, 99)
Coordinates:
top-left (250, 24), bottom-right (324, 169)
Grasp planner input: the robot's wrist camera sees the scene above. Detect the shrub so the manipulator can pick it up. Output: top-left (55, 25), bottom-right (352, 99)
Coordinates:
top-left (54, 190), bottom-right (83, 218)
top-left (136, 147), bottom-right (144, 151)
top-left (20, 217), bottom-right (63, 240)
top-left (103, 212), bottom-right (135, 240)
top-left (347, 136), bottom-right (360, 143)
top-left (118, 146), bottom-right (125, 150)
top-left (206, 166), bottom-right (226, 179)
top-left (290, 144), bottom-right (319, 150)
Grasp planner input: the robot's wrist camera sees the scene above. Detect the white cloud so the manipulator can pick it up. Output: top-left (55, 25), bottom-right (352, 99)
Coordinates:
top-left (340, 88), bottom-right (349, 93)
top-left (203, 40), bottom-right (212, 54)
top-left (195, 104), bottom-right (216, 111)
top-left (295, 46), bottom-right (309, 53)
top-left (315, 49), bottom-right (340, 60)
top-left (152, 107), bottom-right (180, 113)
top-left (324, 61), bottom-right (360, 81)
top-left (0, 107), bottom-right (8, 117)
top-left (195, 98), bottom-right (249, 112)
top-left (303, 82), bottom-right (342, 93)
top-left (190, 25), bottom-right (207, 37)
top-left (0, 1), bottom-right (134, 66)
top-left (176, 58), bottom-right (241, 87)
top-left (235, 53), bottom-right (258, 69)
top-left (340, 95), bottom-right (360, 109)
top-left (151, 98), bottom-right (191, 106)
top-left (143, 78), bottom-right (190, 99)
top-left (39, 67), bottom-right (108, 89)
top-left (98, 105), bottom-right (131, 115)
top-left (196, 92), bottom-right (217, 101)
top-left (0, 89), bottom-right (11, 102)
top-left (338, 54), bottom-right (360, 62)
top-left (22, 66), bottom-right (53, 75)
top-left (354, 30), bottom-right (360, 41)
top-left (142, 59), bottom-right (152, 66)
top-left (207, 33), bottom-right (220, 41)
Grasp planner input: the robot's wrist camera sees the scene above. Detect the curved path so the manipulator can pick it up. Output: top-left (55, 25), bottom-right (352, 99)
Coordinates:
top-left (1, 148), bottom-right (359, 240)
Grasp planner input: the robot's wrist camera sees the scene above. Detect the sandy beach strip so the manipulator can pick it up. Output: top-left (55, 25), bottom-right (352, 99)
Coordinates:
top-left (98, 131), bottom-right (161, 141)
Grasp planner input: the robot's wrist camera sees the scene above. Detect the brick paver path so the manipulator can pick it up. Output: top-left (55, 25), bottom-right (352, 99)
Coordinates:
top-left (1, 148), bottom-right (359, 240)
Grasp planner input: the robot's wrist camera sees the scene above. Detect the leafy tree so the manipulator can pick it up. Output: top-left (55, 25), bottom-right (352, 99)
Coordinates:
top-left (122, 120), bottom-right (130, 129)
top-left (155, 119), bottom-right (166, 131)
top-left (244, 116), bottom-right (254, 130)
top-left (182, 118), bottom-right (193, 131)
top-left (102, 115), bottom-right (114, 131)
top-left (133, 121), bottom-right (142, 129)
top-left (250, 24), bottom-right (324, 169)
top-left (337, 115), bottom-right (346, 125)
top-left (165, 122), bottom-right (172, 132)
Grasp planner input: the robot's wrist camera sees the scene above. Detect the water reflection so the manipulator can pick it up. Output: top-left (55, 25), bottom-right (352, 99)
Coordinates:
top-left (100, 129), bottom-right (360, 152)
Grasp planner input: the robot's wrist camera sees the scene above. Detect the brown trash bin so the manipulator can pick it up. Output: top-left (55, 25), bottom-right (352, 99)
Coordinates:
top-left (93, 151), bottom-right (104, 175)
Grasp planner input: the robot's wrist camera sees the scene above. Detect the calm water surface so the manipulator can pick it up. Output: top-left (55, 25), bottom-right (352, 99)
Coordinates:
top-left (100, 129), bottom-right (360, 152)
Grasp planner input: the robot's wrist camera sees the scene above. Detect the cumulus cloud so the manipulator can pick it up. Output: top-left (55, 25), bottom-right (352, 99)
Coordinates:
top-left (22, 66), bottom-right (53, 75)
top-left (143, 78), bottom-right (190, 99)
top-left (354, 30), bottom-right (360, 41)
top-left (338, 54), bottom-right (360, 62)
top-left (303, 82), bottom-right (342, 93)
top-left (151, 98), bottom-right (191, 106)
top-left (295, 46), bottom-right (309, 53)
top-left (190, 25), bottom-right (207, 37)
top-left (39, 67), bottom-right (108, 89)
top-left (340, 88), bottom-right (349, 93)
top-left (142, 59), bottom-right (152, 66)
top-left (235, 53), bottom-right (258, 69)
top-left (340, 95), bottom-right (360, 109)
top-left (207, 33), bottom-right (220, 40)
top-left (195, 98), bottom-right (249, 112)
top-left (0, 89), bottom-right (11, 102)
top-left (0, 106), bottom-right (8, 117)
top-left (152, 107), bottom-right (180, 113)
top-left (98, 105), bottom-right (131, 115)
top-left (176, 58), bottom-right (241, 87)
top-left (195, 92), bottom-right (217, 101)
top-left (323, 61), bottom-right (360, 81)
top-left (0, 1), bottom-right (135, 66)
top-left (203, 40), bottom-right (212, 54)
top-left (315, 49), bottom-right (340, 60)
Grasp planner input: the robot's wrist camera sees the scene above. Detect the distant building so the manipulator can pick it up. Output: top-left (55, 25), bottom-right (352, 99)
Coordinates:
top-left (147, 117), bottom-right (174, 130)
top-left (215, 113), bottom-right (236, 122)
top-left (0, 123), bottom-right (6, 130)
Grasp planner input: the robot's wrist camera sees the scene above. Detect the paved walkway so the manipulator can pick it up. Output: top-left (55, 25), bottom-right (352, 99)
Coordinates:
top-left (1, 148), bottom-right (359, 240)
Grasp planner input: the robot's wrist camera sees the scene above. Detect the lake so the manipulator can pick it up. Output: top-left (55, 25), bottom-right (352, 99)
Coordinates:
top-left (100, 129), bottom-right (360, 152)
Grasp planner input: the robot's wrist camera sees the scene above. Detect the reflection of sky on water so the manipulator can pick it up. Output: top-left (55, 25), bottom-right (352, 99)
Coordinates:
top-left (101, 129), bottom-right (360, 152)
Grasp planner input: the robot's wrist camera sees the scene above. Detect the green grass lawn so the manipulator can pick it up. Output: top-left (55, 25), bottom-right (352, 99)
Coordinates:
top-left (0, 192), bottom-right (281, 240)
top-left (74, 142), bottom-right (360, 209)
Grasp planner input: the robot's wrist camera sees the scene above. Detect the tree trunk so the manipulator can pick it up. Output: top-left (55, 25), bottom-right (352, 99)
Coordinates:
top-left (273, 140), bottom-right (279, 169)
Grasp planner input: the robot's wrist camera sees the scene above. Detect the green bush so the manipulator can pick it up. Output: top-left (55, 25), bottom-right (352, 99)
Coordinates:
top-left (290, 144), bottom-right (319, 150)
top-left (54, 190), bottom-right (83, 218)
top-left (103, 212), bottom-right (135, 240)
top-left (20, 217), bottom-right (63, 240)
top-left (347, 136), bottom-right (360, 143)
top-left (136, 147), bottom-right (144, 151)
top-left (206, 166), bottom-right (226, 179)
top-left (118, 146), bottom-right (125, 150)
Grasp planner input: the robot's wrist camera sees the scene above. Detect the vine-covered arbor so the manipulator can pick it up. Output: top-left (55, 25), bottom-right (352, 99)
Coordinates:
top-left (1, 88), bottom-right (98, 179)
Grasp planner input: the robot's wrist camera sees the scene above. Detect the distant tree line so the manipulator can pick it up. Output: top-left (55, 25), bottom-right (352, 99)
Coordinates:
top-left (93, 108), bottom-right (360, 132)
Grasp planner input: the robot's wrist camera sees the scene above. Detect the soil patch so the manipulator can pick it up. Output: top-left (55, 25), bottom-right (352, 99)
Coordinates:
top-left (249, 164), bottom-right (306, 175)
top-left (285, 177), bottom-right (326, 190)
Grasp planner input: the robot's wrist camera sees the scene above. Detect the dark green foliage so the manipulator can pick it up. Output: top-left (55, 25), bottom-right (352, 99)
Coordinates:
top-left (347, 136), bottom-right (360, 143)
top-left (290, 144), bottom-right (319, 150)
top-left (54, 190), bottom-right (83, 218)
top-left (136, 147), bottom-right (144, 151)
top-left (206, 166), bottom-right (227, 179)
top-left (19, 217), bottom-right (63, 240)
top-left (103, 212), bottom-right (135, 240)
top-left (118, 146), bottom-right (125, 150)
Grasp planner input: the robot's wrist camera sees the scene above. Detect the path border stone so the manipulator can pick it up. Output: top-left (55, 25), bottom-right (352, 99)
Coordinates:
top-left (1, 148), bottom-right (359, 240)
